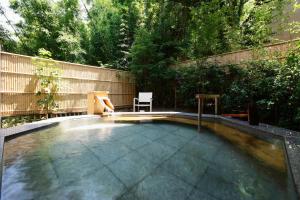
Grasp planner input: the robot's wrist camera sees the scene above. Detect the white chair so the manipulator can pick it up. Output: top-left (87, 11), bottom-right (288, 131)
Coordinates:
top-left (133, 92), bottom-right (152, 112)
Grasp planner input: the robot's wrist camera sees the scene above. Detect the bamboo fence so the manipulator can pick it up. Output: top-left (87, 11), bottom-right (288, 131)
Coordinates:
top-left (0, 51), bottom-right (135, 116)
top-left (174, 39), bottom-right (299, 68)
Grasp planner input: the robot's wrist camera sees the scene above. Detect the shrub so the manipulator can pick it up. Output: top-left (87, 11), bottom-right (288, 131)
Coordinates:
top-left (131, 40), bottom-right (300, 130)
top-left (33, 49), bottom-right (62, 118)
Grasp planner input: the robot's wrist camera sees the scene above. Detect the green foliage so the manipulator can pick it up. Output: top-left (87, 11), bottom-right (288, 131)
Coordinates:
top-left (174, 48), bottom-right (300, 130)
top-left (2, 0), bottom-right (291, 67)
top-left (88, 0), bottom-right (121, 66)
top-left (33, 48), bottom-right (62, 117)
top-left (9, 0), bottom-right (86, 63)
top-left (1, 115), bottom-right (41, 128)
top-left (189, 0), bottom-right (290, 57)
top-left (130, 28), bottom-right (176, 106)
top-left (116, 7), bottom-right (131, 69)
top-left (0, 25), bottom-right (17, 52)
top-left (87, 0), bottom-right (142, 68)
top-left (190, 0), bottom-right (233, 56)
top-left (175, 63), bottom-right (228, 107)
top-left (222, 60), bottom-right (280, 120)
top-left (273, 47), bottom-right (300, 129)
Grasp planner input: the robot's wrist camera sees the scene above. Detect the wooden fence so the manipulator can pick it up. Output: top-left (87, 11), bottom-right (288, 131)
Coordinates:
top-left (0, 51), bottom-right (135, 116)
top-left (174, 39), bottom-right (299, 68)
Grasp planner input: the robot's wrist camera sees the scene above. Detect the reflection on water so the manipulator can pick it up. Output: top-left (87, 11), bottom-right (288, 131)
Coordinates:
top-left (2, 117), bottom-right (298, 200)
top-left (201, 120), bottom-right (286, 172)
top-left (106, 115), bottom-right (286, 172)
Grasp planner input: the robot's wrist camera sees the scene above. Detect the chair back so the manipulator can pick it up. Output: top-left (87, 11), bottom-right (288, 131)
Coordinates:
top-left (138, 92), bottom-right (152, 102)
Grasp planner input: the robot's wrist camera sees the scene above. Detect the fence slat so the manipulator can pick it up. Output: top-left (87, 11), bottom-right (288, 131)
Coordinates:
top-left (173, 39), bottom-right (299, 68)
top-left (0, 51), bottom-right (135, 116)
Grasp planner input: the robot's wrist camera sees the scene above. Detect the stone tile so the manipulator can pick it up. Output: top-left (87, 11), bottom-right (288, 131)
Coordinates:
top-left (212, 146), bottom-right (252, 170)
top-left (47, 140), bottom-right (87, 160)
top-left (76, 124), bottom-right (139, 143)
top-left (89, 141), bottom-right (132, 165)
top-left (161, 152), bottom-right (209, 186)
top-left (125, 124), bottom-right (150, 134)
top-left (80, 136), bottom-right (116, 148)
top-left (2, 157), bottom-right (60, 200)
top-left (157, 123), bottom-right (180, 133)
top-left (2, 116), bottom-right (299, 200)
top-left (195, 168), bottom-right (245, 200)
top-left (173, 126), bottom-right (198, 139)
top-left (137, 142), bottom-right (176, 164)
top-left (117, 191), bottom-right (139, 200)
top-left (119, 134), bottom-right (152, 150)
top-left (209, 163), bottom-right (290, 200)
top-left (52, 151), bottom-right (103, 185)
top-left (209, 153), bottom-right (285, 195)
top-left (108, 151), bottom-right (157, 187)
top-left (4, 145), bottom-right (50, 167)
top-left (75, 129), bottom-right (116, 144)
top-left (141, 123), bottom-right (163, 130)
top-left (187, 189), bottom-right (218, 200)
top-left (140, 129), bottom-right (167, 141)
top-left (180, 140), bottom-right (219, 162)
top-left (47, 167), bottom-right (126, 200)
top-left (194, 167), bottom-right (288, 200)
top-left (128, 169), bottom-right (194, 200)
top-left (156, 134), bottom-right (189, 149)
top-left (208, 163), bottom-right (253, 186)
top-left (193, 131), bottom-right (224, 147)
top-left (113, 124), bottom-right (143, 133)
top-left (108, 128), bottom-right (139, 141)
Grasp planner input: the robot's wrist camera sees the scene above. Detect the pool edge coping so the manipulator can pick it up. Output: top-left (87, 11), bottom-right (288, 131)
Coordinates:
top-left (0, 113), bottom-right (299, 198)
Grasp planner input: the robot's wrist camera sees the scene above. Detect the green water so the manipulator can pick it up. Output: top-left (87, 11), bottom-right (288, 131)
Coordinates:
top-left (2, 118), bottom-right (298, 200)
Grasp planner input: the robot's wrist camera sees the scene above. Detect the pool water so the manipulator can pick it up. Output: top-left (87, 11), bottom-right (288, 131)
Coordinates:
top-left (2, 118), bottom-right (298, 200)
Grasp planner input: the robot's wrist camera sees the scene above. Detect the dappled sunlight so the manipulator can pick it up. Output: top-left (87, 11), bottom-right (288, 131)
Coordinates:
top-left (65, 123), bottom-right (133, 132)
top-left (64, 123), bottom-right (134, 142)
top-left (103, 116), bottom-right (168, 122)
top-left (166, 116), bottom-right (286, 172)
top-left (201, 121), bottom-right (286, 172)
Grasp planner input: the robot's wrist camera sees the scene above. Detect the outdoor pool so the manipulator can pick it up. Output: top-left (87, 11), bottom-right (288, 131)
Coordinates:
top-left (2, 116), bottom-right (298, 200)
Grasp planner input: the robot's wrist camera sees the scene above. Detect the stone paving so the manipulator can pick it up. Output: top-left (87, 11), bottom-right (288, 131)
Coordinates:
top-left (1, 118), bottom-right (297, 200)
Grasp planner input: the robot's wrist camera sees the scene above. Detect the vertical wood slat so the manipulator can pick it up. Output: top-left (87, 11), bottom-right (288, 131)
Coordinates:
top-left (174, 39), bottom-right (299, 68)
top-left (205, 40), bottom-right (296, 65)
top-left (0, 51), bottom-right (136, 116)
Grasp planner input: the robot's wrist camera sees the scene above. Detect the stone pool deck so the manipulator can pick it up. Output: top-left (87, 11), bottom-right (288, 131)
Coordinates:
top-left (0, 112), bottom-right (299, 198)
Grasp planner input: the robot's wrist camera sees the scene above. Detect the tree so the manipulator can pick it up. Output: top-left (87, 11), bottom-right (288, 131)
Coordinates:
top-left (88, 0), bottom-right (121, 66)
top-left (10, 0), bottom-right (86, 63)
top-left (0, 25), bottom-right (17, 52)
top-left (33, 48), bottom-right (62, 118)
top-left (189, 0), bottom-right (290, 58)
top-left (6, 0), bottom-right (291, 67)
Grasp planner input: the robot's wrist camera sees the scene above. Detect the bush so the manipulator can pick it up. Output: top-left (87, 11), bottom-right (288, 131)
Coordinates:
top-left (130, 28), bottom-right (177, 107)
top-left (273, 48), bottom-right (300, 129)
top-left (33, 49), bottom-right (62, 118)
top-left (131, 37), bottom-right (300, 130)
top-left (1, 115), bottom-right (42, 128)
